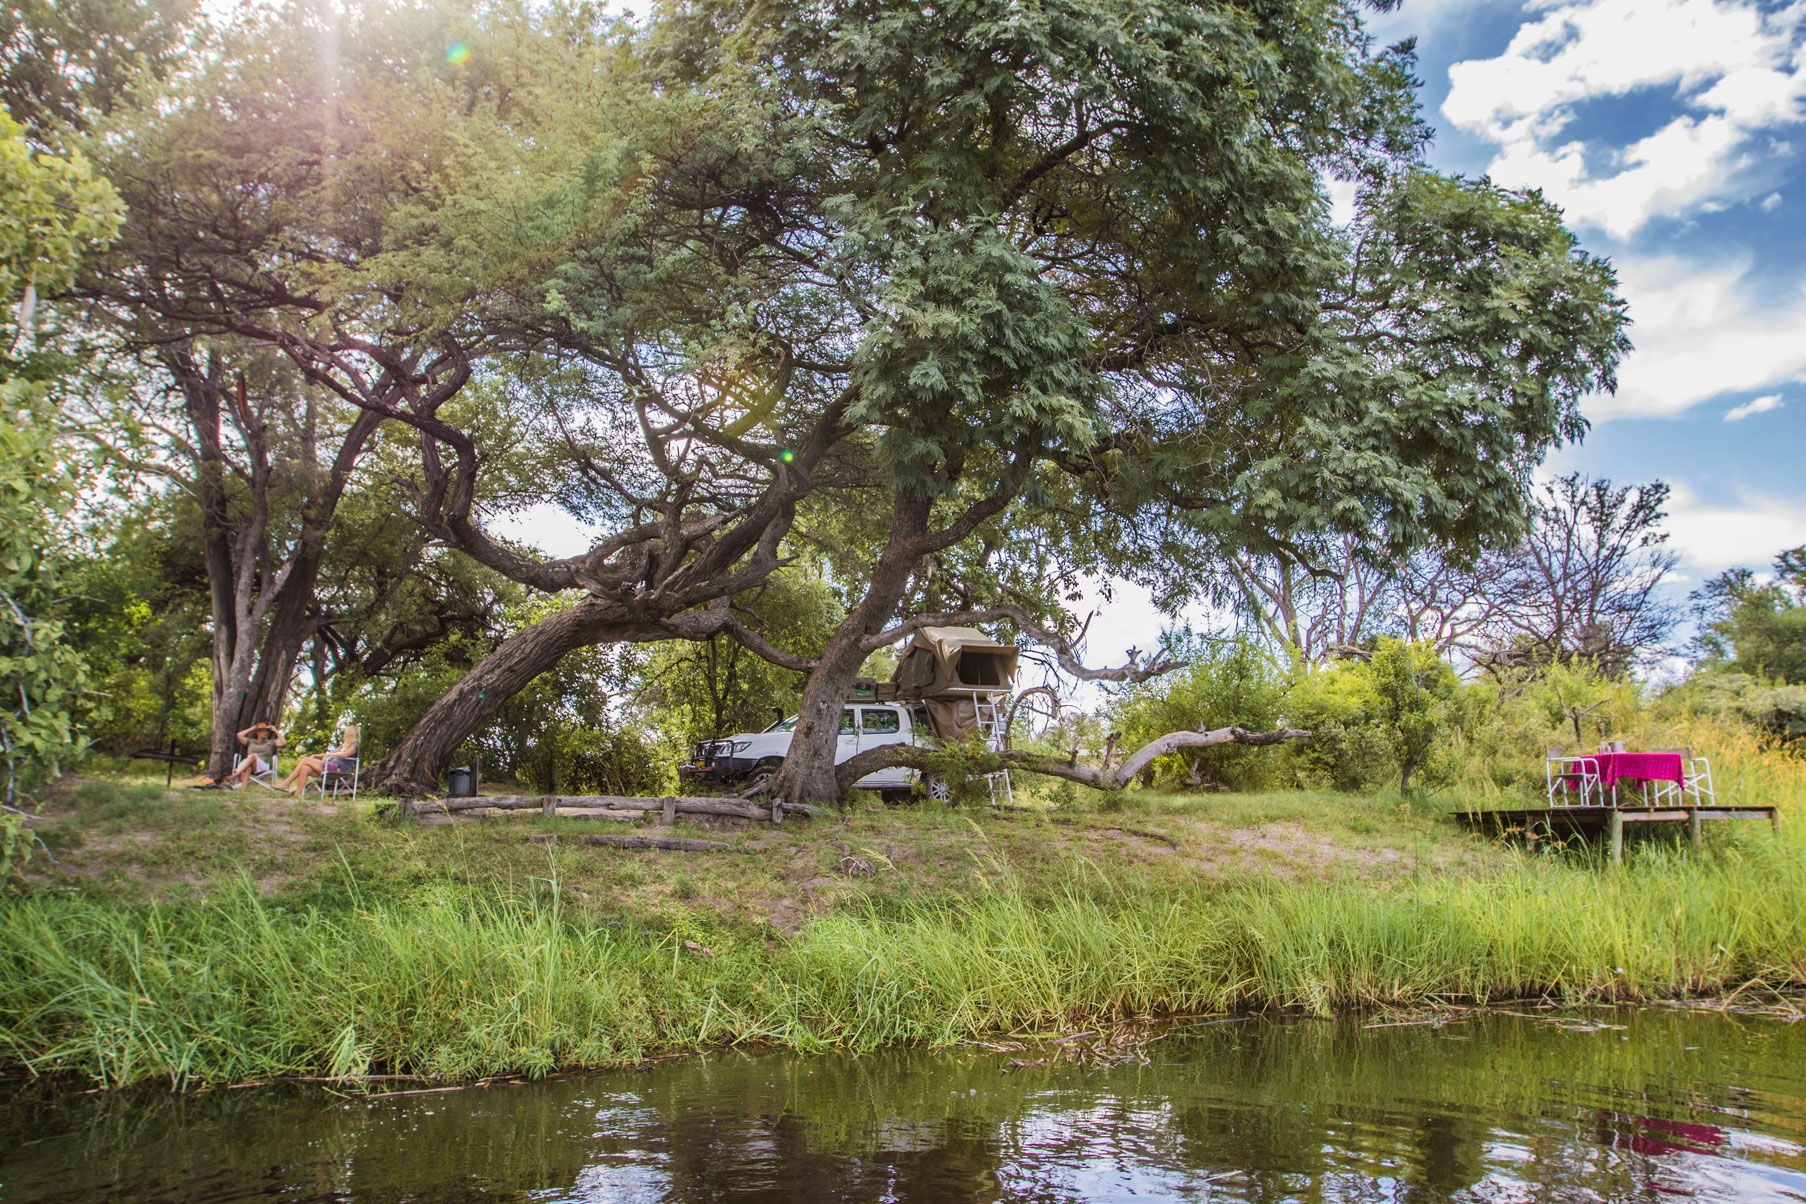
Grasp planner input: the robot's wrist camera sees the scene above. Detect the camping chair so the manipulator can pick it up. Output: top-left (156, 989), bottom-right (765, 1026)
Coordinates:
top-left (1545, 748), bottom-right (1602, 807)
top-left (231, 752), bottom-right (280, 790)
top-left (1646, 748), bottom-right (1715, 808)
top-left (311, 755), bottom-right (361, 801)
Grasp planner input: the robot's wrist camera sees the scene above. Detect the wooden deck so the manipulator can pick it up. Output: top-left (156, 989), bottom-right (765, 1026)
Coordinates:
top-left (1455, 805), bottom-right (1782, 862)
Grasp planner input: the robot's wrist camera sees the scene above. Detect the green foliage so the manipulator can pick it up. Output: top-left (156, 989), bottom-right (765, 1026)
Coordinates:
top-left (644, 572), bottom-right (842, 750)
top-left (912, 739), bottom-right (1001, 807)
top-left (0, 0), bottom-right (198, 137)
top-left (1280, 640), bottom-right (1461, 794)
top-left (0, 111), bottom-right (121, 306)
top-left (1695, 548), bottom-right (1806, 686)
top-left (1663, 672), bottom-right (1806, 748)
top-left (519, 726), bottom-right (674, 798)
top-left (1365, 639), bottom-right (1459, 793)
top-left (61, 500), bottom-right (212, 757)
top-left (0, 110), bottom-right (121, 881)
top-left (1108, 636), bottom-right (1283, 790)
top-left (1281, 662), bottom-right (1397, 792)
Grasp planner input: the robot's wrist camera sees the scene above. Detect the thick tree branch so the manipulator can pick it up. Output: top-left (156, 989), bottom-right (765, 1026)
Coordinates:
top-left (861, 603), bottom-right (1181, 682)
top-left (829, 725), bottom-right (1311, 797)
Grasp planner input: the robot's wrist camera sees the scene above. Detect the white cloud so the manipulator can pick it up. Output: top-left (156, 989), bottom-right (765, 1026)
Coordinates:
top-left (1761, 190), bottom-right (1784, 210)
top-left (1443, 0), bottom-right (1806, 238)
top-left (1724, 393), bottom-right (1785, 420)
top-left (1322, 174), bottom-right (1360, 228)
top-left (1586, 253), bottom-right (1806, 419)
top-left (1665, 484), bottom-right (1806, 573)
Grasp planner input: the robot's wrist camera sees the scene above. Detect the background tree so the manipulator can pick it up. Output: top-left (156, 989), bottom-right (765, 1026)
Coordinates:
top-left (63, 496), bottom-right (213, 758)
top-left (1475, 474), bottom-right (1678, 678)
top-left (1224, 540), bottom-right (1505, 668)
top-left (697, 0), bottom-right (1628, 803)
top-left (642, 571), bottom-right (843, 755)
top-left (1693, 546), bottom-right (1806, 685)
top-left (1366, 638), bottom-right (1459, 794)
top-left (0, 0), bottom-right (197, 140)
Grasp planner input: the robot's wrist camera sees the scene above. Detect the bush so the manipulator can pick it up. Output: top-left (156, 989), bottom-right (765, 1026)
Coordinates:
top-left (1279, 660), bottom-right (1397, 792)
top-left (1107, 636), bottom-right (1283, 790)
top-left (1660, 671), bottom-right (1806, 747)
top-left (519, 727), bottom-right (676, 797)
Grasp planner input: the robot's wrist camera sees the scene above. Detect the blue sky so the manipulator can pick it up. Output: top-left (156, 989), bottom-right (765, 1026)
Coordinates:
top-left (1370, 0), bottom-right (1806, 582)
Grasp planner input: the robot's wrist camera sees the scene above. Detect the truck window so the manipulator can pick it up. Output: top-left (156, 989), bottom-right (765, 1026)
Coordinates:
top-left (765, 715), bottom-right (798, 733)
top-left (839, 710), bottom-right (857, 734)
top-left (861, 708), bottom-right (900, 735)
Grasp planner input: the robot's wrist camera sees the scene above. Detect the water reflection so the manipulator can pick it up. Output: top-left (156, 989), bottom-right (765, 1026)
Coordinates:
top-left (2, 1009), bottom-right (1803, 1203)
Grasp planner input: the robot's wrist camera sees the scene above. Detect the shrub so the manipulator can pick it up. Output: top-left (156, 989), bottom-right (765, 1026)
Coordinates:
top-left (1107, 636), bottom-right (1283, 790)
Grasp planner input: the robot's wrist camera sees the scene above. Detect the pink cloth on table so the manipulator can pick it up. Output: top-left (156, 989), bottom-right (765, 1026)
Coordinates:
top-left (1585, 752), bottom-right (1684, 791)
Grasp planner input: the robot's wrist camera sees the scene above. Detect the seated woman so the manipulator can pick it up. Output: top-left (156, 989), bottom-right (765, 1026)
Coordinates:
top-left (279, 725), bottom-right (360, 798)
top-left (228, 723), bottom-right (285, 788)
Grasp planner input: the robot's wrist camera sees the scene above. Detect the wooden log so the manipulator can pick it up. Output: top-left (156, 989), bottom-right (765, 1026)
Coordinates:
top-left (1608, 809), bottom-right (1624, 864)
top-left (528, 834), bottom-right (730, 852)
top-left (1690, 808), bottom-right (1703, 852)
top-left (662, 796), bottom-right (677, 827)
top-left (422, 794), bottom-right (818, 821)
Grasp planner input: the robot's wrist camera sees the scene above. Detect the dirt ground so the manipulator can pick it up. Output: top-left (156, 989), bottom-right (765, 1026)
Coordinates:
top-left (20, 774), bottom-right (1491, 933)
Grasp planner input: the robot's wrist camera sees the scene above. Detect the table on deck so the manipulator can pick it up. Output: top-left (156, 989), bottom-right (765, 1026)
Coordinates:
top-left (1553, 752), bottom-right (1685, 804)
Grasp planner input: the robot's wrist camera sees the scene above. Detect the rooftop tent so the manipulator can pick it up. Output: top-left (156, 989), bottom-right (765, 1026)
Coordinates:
top-left (891, 626), bottom-right (1019, 698)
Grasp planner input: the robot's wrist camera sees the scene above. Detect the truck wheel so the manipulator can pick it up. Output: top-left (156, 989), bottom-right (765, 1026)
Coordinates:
top-left (743, 758), bottom-right (784, 794)
top-left (923, 773), bottom-right (954, 804)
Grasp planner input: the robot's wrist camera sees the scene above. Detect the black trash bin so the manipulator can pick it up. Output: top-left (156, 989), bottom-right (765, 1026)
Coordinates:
top-left (448, 766), bottom-right (478, 797)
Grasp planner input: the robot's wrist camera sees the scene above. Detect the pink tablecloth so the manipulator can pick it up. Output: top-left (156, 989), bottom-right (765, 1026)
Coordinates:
top-left (1582, 752), bottom-right (1684, 792)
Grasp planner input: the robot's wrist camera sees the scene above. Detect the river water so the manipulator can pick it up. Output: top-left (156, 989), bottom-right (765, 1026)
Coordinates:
top-left (2, 1008), bottom-right (1803, 1202)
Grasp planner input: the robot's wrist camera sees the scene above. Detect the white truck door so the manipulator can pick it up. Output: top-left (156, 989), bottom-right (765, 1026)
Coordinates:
top-left (856, 705), bottom-right (909, 786)
top-left (835, 708), bottom-right (860, 765)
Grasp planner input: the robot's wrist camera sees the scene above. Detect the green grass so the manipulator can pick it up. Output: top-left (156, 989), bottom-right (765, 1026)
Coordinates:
top-left (4, 749), bottom-right (1800, 1090)
top-left (2, 835), bottom-right (1801, 1089)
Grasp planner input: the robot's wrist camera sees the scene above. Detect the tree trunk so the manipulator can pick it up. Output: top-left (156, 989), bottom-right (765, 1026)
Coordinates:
top-left (760, 492), bottom-right (929, 805)
top-left (367, 596), bottom-right (635, 795)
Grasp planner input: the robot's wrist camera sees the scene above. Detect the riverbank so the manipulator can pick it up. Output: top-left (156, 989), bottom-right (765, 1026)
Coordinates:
top-left (3, 769), bottom-right (1802, 1088)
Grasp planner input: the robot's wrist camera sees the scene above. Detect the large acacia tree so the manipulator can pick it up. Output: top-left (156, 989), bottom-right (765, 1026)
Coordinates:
top-left (595, 0), bottom-right (1630, 803)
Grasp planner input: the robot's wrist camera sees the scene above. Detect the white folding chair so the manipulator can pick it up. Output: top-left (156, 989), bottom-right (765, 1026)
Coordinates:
top-left (312, 756), bottom-right (360, 801)
top-left (1546, 749), bottom-right (1602, 807)
top-left (232, 752), bottom-right (280, 790)
top-left (1644, 748), bottom-right (1715, 808)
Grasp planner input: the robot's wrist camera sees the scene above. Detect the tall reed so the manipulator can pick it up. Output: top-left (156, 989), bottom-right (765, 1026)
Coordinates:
top-left (4, 837), bottom-right (1802, 1089)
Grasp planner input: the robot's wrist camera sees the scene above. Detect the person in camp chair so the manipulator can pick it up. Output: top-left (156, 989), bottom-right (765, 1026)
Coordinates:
top-left (227, 722), bottom-right (286, 788)
top-left (278, 725), bottom-right (360, 797)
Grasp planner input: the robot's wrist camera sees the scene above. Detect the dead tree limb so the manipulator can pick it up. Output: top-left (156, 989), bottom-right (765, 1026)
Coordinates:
top-left (420, 795), bottom-right (818, 820)
top-left (528, 834), bottom-right (731, 852)
top-left (831, 726), bottom-right (1312, 797)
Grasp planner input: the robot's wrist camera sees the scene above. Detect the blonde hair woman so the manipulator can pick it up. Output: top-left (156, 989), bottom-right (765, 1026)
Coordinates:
top-left (280, 725), bottom-right (360, 798)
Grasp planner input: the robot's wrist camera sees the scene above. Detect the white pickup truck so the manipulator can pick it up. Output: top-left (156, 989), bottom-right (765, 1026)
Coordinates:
top-left (682, 701), bottom-right (939, 796)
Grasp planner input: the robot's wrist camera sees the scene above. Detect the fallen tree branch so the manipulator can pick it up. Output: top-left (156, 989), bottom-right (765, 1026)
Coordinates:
top-left (418, 795), bottom-right (818, 820)
top-left (528, 833), bottom-right (731, 851)
top-left (833, 725), bottom-right (1312, 796)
